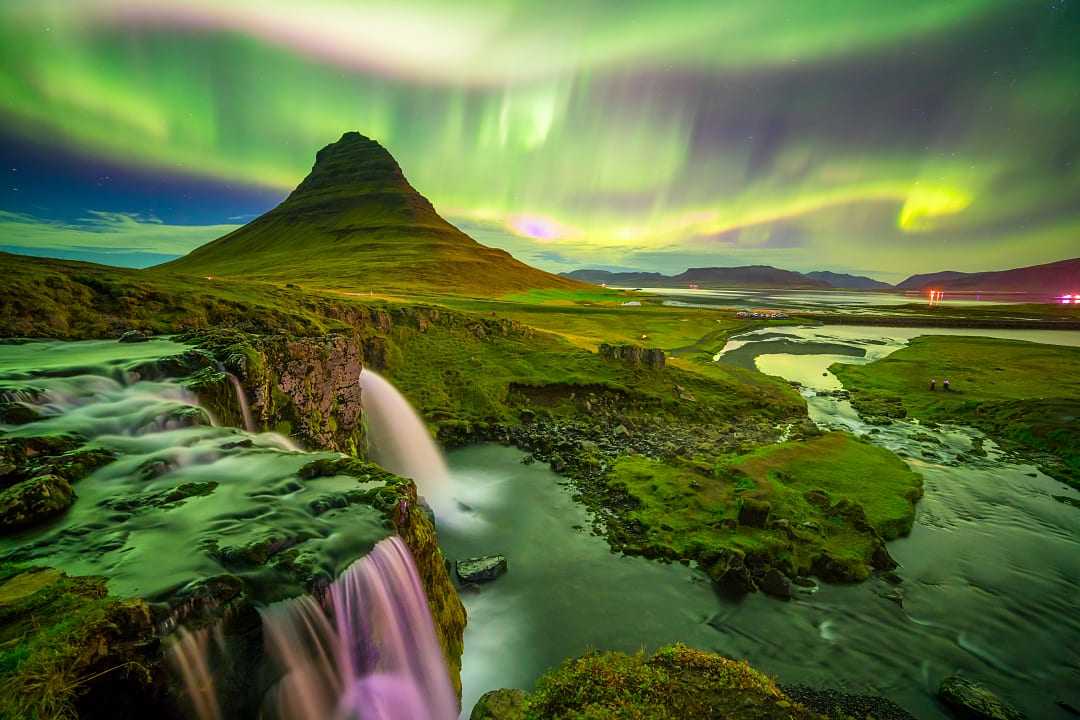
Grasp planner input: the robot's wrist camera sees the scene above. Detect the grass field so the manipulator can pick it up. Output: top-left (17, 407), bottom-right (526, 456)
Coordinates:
top-left (833, 335), bottom-right (1080, 487)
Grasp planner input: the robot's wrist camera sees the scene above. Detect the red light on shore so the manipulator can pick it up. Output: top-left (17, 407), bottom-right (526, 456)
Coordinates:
top-left (927, 289), bottom-right (944, 306)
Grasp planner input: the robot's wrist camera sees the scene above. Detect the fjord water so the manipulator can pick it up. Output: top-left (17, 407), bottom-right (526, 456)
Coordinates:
top-left (446, 326), bottom-right (1080, 719)
top-left (359, 368), bottom-right (451, 508)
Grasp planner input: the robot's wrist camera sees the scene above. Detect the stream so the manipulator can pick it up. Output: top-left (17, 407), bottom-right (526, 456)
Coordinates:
top-left (445, 325), bottom-right (1080, 719)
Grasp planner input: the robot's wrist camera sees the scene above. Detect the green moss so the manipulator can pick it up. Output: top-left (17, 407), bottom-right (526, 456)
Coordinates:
top-left (0, 566), bottom-right (153, 720)
top-left (833, 336), bottom-right (1080, 487)
top-left (522, 644), bottom-right (819, 720)
top-left (605, 432), bottom-right (922, 583)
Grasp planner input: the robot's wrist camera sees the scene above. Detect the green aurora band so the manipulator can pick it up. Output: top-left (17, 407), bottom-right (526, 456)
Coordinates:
top-left (0, 0), bottom-right (1078, 279)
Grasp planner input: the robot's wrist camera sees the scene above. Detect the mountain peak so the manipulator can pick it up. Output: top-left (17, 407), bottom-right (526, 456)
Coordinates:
top-left (284, 132), bottom-right (410, 207)
top-left (158, 131), bottom-right (582, 296)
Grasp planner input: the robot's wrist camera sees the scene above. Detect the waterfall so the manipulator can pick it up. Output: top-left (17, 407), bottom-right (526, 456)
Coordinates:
top-left (358, 369), bottom-right (449, 506)
top-left (217, 363), bottom-right (256, 433)
top-left (259, 536), bottom-right (457, 720)
top-left (170, 626), bottom-right (225, 720)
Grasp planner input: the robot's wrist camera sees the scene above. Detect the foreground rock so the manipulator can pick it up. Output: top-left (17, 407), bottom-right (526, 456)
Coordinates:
top-left (939, 675), bottom-right (1025, 720)
top-left (456, 554), bottom-right (508, 583)
top-left (0, 567), bottom-right (157, 719)
top-left (470, 688), bottom-right (526, 720)
top-left (482, 644), bottom-right (826, 719)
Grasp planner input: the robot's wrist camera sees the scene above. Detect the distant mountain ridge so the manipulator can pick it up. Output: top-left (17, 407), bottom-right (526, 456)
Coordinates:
top-left (161, 132), bottom-right (582, 296)
top-left (562, 266), bottom-right (887, 290)
top-left (895, 258), bottom-right (1080, 293)
top-left (805, 271), bottom-right (894, 290)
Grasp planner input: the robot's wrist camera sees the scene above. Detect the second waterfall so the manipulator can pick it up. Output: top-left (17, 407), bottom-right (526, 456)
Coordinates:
top-left (358, 369), bottom-right (451, 509)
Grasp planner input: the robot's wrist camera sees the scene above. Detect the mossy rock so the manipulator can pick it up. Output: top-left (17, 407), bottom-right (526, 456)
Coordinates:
top-left (519, 643), bottom-right (822, 719)
top-left (0, 474), bottom-right (74, 533)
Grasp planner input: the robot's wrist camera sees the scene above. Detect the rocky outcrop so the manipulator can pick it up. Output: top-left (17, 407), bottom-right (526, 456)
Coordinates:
top-left (599, 343), bottom-right (666, 369)
top-left (938, 676), bottom-right (1025, 720)
top-left (193, 331), bottom-right (366, 453)
top-left (456, 555), bottom-right (508, 584)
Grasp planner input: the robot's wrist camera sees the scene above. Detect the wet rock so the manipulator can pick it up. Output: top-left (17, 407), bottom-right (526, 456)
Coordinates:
top-left (703, 549), bottom-right (756, 594)
top-left (812, 551), bottom-right (867, 583)
top-left (0, 474), bottom-right (75, 533)
top-left (102, 481), bottom-right (218, 513)
top-left (737, 498), bottom-right (771, 528)
top-left (456, 555), bottom-right (508, 584)
top-left (470, 688), bottom-right (526, 720)
top-left (783, 685), bottom-right (917, 720)
top-left (871, 542), bottom-right (899, 571)
top-left (938, 675), bottom-right (1025, 720)
top-left (118, 330), bottom-right (152, 343)
top-left (881, 588), bottom-right (904, 606)
top-left (128, 349), bottom-right (213, 380)
top-left (1053, 495), bottom-right (1080, 510)
top-left (0, 402), bottom-right (42, 425)
top-left (758, 568), bottom-right (793, 599)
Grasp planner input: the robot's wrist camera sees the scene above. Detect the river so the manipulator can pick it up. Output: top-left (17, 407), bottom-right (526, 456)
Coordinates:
top-left (444, 325), bottom-right (1080, 719)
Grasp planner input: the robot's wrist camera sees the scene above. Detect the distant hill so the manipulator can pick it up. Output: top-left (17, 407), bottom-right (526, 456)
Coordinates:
top-left (805, 271), bottom-right (893, 290)
top-left (563, 266), bottom-right (831, 290)
top-left (561, 269), bottom-right (668, 286)
top-left (160, 132), bottom-right (582, 296)
top-left (896, 258), bottom-right (1080, 292)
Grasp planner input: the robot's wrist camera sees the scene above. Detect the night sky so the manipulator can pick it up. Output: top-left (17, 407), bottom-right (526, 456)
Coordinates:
top-left (1, 1), bottom-right (1077, 281)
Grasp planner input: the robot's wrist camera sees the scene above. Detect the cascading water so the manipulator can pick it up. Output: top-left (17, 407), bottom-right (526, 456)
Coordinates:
top-left (3, 341), bottom-right (457, 720)
top-left (258, 536), bottom-right (457, 720)
top-left (358, 369), bottom-right (449, 508)
top-left (170, 626), bottom-right (226, 720)
top-left (218, 362), bottom-right (257, 434)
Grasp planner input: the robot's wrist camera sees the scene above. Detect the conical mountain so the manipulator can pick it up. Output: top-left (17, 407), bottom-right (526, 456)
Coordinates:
top-left (161, 132), bottom-right (582, 296)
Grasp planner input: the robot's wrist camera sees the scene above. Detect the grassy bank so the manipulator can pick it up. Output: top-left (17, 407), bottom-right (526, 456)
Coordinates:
top-left (604, 432), bottom-right (922, 588)
top-left (832, 335), bottom-right (1080, 487)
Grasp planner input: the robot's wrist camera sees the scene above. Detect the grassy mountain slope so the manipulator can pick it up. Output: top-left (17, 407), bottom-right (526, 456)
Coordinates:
top-left (159, 132), bottom-right (583, 297)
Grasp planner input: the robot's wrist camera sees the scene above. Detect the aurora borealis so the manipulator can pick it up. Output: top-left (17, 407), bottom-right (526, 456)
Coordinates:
top-left (1, 1), bottom-right (1078, 279)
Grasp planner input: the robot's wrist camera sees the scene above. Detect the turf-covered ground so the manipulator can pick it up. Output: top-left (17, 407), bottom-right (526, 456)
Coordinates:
top-left (833, 335), bottom-right (1080, 487)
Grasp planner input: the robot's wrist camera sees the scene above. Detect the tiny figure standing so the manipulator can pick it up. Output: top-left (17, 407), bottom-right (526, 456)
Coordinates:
top-left (943, 378), bottom-right (951, 392)
top-left (929, 379), bottom-right (936, 391)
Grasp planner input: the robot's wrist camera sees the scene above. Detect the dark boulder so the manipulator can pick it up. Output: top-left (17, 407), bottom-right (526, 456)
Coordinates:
top-left (470, 688), bottom-right (526, 720)
top-left (938, 675), bottom-right (1025, 720)
top-left (703, 548), bottom-right (756, 594)
top-left (118, 330), bottom-right (152, 343)
top-left (456, 555), bottom-right (508, 584)
top-left (737, 498), bottom-right (771, 528)
top-left (0, 402), bottom-right (42, 425)
top-left (758, 568), bottom-right (793, 600)
top-left (0, 474), bottom-right (75, 532)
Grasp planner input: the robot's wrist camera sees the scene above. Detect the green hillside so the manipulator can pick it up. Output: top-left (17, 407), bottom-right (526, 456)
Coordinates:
top-left (159, 132), bottom-right (582, 297)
